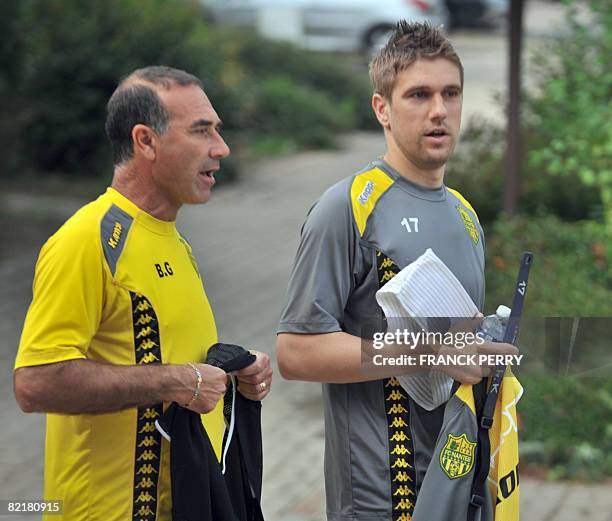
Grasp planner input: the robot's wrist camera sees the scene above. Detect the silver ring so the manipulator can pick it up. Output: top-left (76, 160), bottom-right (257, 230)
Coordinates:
top-left (259, 381), bottom-right (267, 392)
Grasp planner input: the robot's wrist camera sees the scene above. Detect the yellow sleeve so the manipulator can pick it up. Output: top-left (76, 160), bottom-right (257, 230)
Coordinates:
top-left (15, 220), bottom-right (105, 369)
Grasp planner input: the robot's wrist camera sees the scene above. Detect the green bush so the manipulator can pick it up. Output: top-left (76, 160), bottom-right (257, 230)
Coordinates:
top-left (16, 0), bottom-right (215, 177)
top-left (2, 0), bottom-right (375, 181)
top-left (519, 374), bottom-right (612, 480)
top-left (484, 214), bottom-right (612, 479)
top-left (447, 120), bottom-right (603, 226)
top-left (0, 0), bottom-right (23, 176)
top-left (234, 35), bottom-right (377, 130)
top-left (527, 0), bottom-right (612, 229)
top-left (246, 75), bottom-right (354, 150)
top-left (483, 215), bottom-right (612, 316)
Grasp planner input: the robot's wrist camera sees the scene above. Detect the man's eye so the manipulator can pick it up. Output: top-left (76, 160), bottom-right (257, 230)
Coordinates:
top-left (446, 90), bottom-right (460, 98)
top-left (411, 91), bottom-right (428, 99)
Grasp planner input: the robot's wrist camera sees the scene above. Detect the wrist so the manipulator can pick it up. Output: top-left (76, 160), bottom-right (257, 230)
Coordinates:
top-left (181, 363), bottom-right (202, 408)
top-left (160, 364), bottom-right (196, 405)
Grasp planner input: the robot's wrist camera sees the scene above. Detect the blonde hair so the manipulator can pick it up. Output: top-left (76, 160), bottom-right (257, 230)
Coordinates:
top-left (369, 21), bottom-right (463, 99)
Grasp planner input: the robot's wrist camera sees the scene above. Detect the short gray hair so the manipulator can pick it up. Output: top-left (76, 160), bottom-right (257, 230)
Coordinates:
top-left (105, 66), bottom-right (203, 165)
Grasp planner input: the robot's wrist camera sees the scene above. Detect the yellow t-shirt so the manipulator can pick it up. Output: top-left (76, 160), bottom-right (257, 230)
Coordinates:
top-left (15, 187), bottom-right (224, 521)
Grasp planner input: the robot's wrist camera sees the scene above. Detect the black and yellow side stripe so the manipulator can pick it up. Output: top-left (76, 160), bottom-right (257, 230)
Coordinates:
top-left (376, 252), bottom-right (416, 521)
top-left (131, 292), bottom-right (163, 521)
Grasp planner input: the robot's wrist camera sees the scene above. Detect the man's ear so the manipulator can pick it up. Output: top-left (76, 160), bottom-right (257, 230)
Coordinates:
top-left (132, 124), bottom-right (158, 161)
top-left (372, 93), bottom-right (392, 129)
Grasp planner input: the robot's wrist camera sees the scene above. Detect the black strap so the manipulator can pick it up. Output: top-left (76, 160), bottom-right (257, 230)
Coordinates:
top-left (479, 253), bottom-right (533, 428)
top-left (467, 252), bottom-right (533, 521)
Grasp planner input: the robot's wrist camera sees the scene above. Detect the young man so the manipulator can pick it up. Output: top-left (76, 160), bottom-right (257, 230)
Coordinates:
top-left (14, 66), bottom-right (272, 521)
top-left (277, 22), bottom-right (517, 520)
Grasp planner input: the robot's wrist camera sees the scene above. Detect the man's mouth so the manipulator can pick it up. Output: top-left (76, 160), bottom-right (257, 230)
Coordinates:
top-left (199, 168), bottom-right (218, 180)
top-left (425, 129), bottom-right (449, 138)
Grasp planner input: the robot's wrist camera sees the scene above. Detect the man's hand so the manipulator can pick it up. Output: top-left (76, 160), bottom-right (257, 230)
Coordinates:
top-left (182, 363), bottom-right (228, 414)
top-left (232, 351), bottom-right (272, 401)
top-left (437, 340), bottom-right (519, 385)
top-left (433, 314), bottom-right (519, 385)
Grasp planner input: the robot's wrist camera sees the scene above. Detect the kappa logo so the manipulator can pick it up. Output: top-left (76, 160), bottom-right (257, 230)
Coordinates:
top-left (380, 270), bottom-right (397, 283)
top-left (136, 326), bottom-right (156, 339)
top-left (135, 491), bottom-right (156, 503)
top-left (134, 505), bottom-right (155, 516)
top-left (139, 408), bottom-right (160, 420)
top-left (136, 464), bottom-right (158, 475)
top-left (440, 432), bottom-right (477, 479)
top-left (135, 300), bottom-right (151, 312)
top-left (390, 431), bottom-right (409, 442)
top-left (138, 423), bottom-right (157, 434)
top-left (385, 378), bottom-right (401, 387)
top-left (392, 459), bottom-right (412, 469)
top-left (135, 314), bottom-right (155, 326)
top-left (138, 436), bottom-right (159, 448)
top-left (391, 444), bottom-right (411, 456)
top-left (387, 390), bottom-right (407, 401)
top-left (394, 485), bottom-right (414, 496)
top-left (388, 404), bottom-right (408, 414)
top-left (393, 471), bottom-right (413, 483)
top-left (380, 257), bottom-right (397, 269)
top-left (107, 222), bottom-right (123, 249)
top-left (358, 181), bottom-right (375, 205)
top-left (137, 450), bottom-right (159, 462)
top-left (456, 205), bottom-right (480, 244)
top-left (135, 477), bottom-right (156, 489)
top-left (389, 417), bottom-right (408, 428)
top-left (139, 352), bottom-right (160, 364)
top-left (395, 499), bottom-right (415, 511)
top-left (137, 339), bottom-right (158, 352)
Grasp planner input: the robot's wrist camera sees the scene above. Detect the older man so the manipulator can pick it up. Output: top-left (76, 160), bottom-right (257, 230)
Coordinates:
top-left (14, 66), bottom-right (272, 521)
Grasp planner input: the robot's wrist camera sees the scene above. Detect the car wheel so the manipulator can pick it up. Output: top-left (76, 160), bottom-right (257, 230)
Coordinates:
top-left (363, 25), bottom-right (395, 60)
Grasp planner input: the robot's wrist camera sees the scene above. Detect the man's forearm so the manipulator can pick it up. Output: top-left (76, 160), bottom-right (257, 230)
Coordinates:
top-left (277, 331), bottom-right (431, 384)
top-left (277, 329), bottom-right (518, 385)
top-left (14, 359), bottom-right (191, 414)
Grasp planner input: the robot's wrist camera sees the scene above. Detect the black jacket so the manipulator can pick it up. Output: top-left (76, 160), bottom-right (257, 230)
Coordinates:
top-left (157, 343), bottom-right (265, 521)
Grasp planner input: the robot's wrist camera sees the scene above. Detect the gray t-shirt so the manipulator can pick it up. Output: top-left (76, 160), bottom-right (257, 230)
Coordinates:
top-left (279, 159), bottom-right (486, 521)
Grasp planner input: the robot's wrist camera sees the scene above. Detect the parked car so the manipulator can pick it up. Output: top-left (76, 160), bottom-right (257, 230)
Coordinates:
top-left (201, 0), bottom-right (450, 57)
top-left (445, 0), bottom-right (508, 28)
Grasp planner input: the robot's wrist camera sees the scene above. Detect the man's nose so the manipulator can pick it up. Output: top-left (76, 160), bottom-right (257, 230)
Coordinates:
top-left (429, 93), bottom-right (448, 121)
top-left (210, 133), bottom-right (230, 159)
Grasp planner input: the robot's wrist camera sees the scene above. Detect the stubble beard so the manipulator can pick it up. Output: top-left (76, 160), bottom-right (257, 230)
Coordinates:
top-left (399, 137), bottom-right (455, 173)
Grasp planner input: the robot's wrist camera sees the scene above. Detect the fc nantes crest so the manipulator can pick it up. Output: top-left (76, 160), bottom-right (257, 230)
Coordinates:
top-left (456, 205), bottom-right (479, 245)
top-left (439, 433), bottom-right (477, 479)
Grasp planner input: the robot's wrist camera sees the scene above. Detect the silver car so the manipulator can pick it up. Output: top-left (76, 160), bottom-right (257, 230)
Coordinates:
top-left (201, 0), bottom-right (450, 57)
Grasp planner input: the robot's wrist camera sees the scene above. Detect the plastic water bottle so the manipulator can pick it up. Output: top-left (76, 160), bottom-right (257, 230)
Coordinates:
top-left (476, 305), bottom-right (511, 342)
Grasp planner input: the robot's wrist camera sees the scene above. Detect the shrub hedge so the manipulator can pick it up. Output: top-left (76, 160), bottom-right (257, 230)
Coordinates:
top-left (483, 215), bottom-right (612, 479)
top-left (3, 0), bottom-right (374, 181)
top-left (483, 215), bottom-right (612, 316)
top-left (518, 374), bottom-right (612, 480)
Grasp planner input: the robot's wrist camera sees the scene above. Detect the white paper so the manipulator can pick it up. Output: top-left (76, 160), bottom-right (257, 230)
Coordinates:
top-left (375, 248), bottom-right (479, 410)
